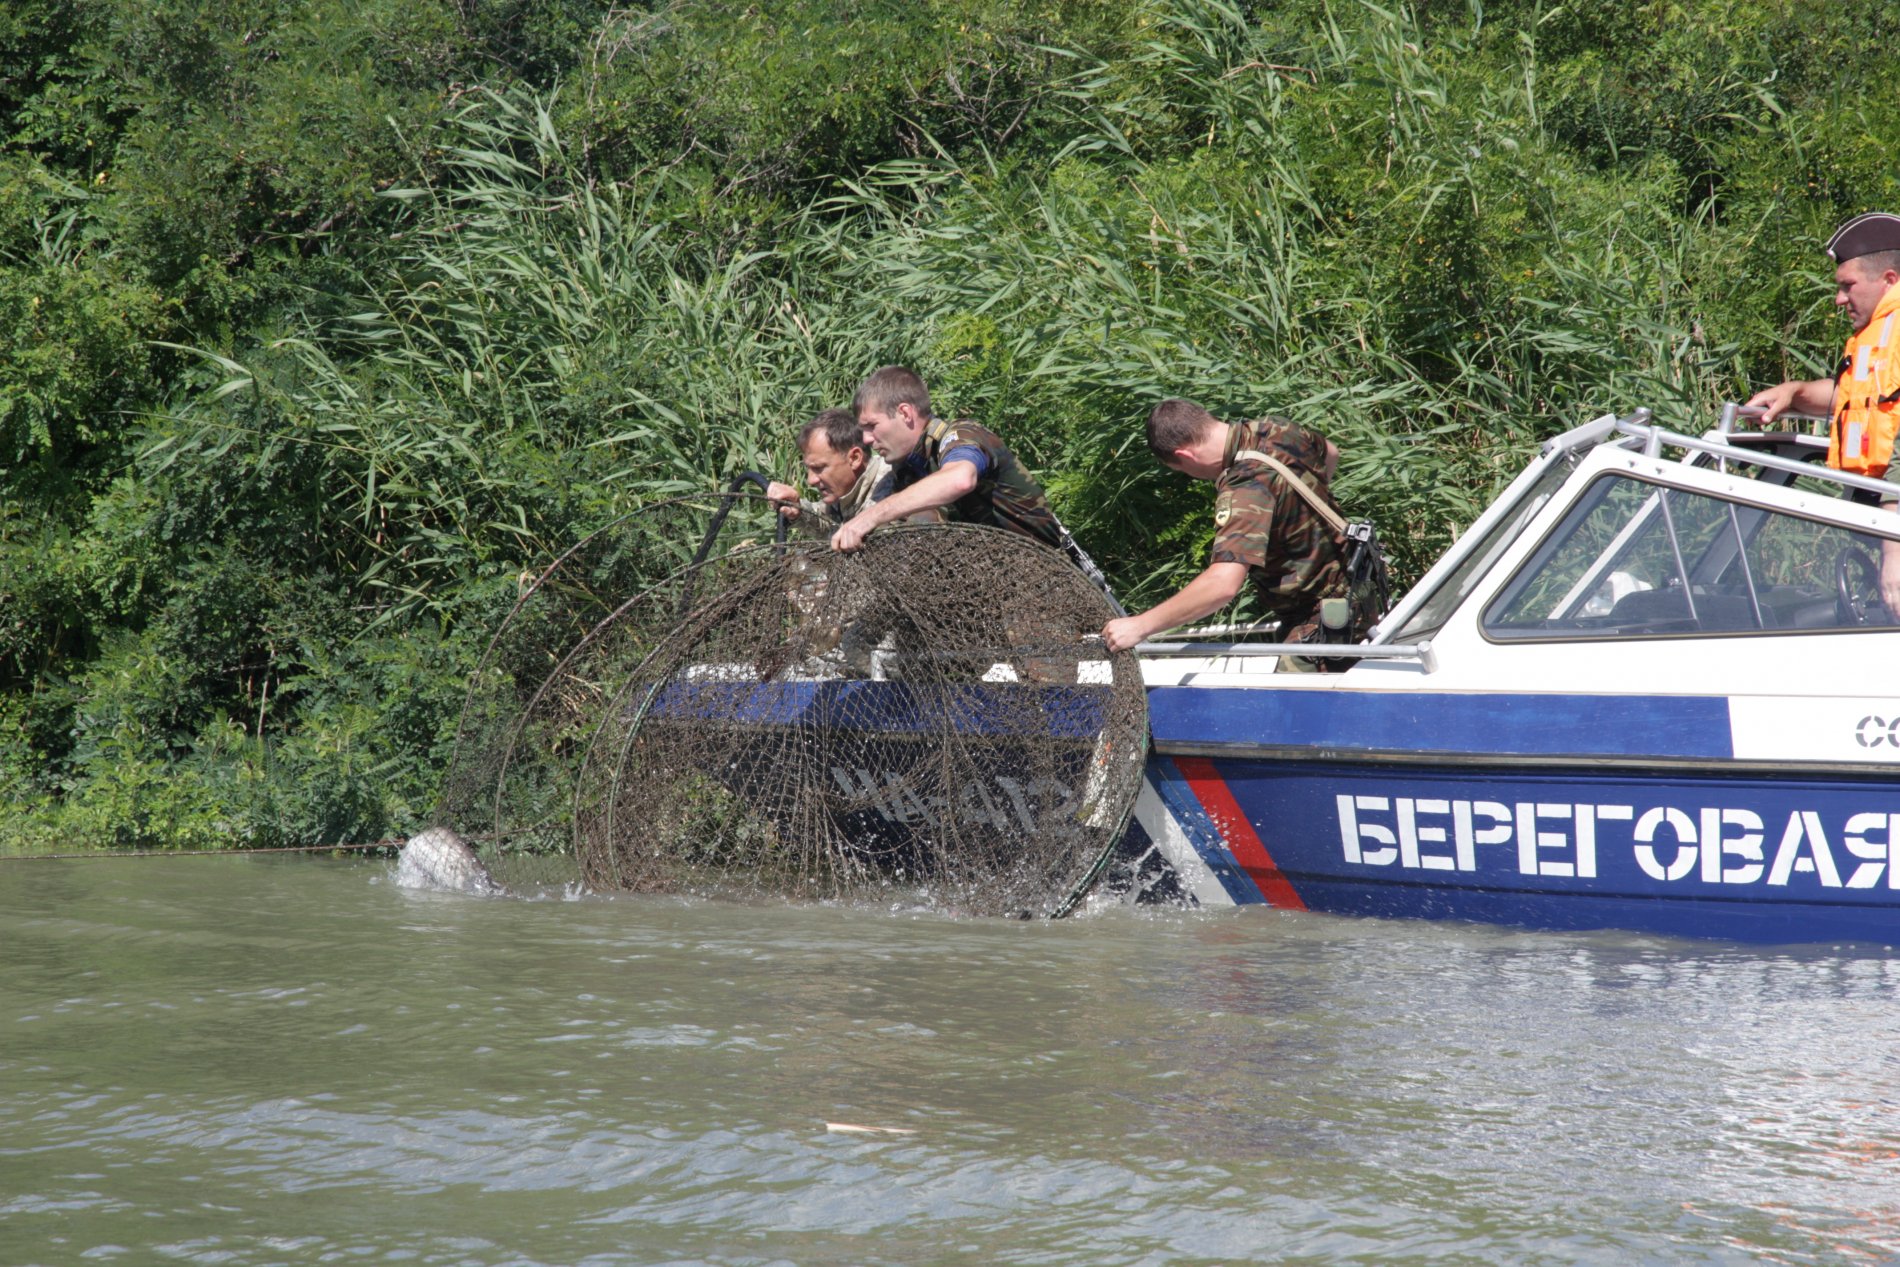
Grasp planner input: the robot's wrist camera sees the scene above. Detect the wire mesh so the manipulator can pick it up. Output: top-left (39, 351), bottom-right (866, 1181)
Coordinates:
top-left (436, 494), bottom-right (1148, 914)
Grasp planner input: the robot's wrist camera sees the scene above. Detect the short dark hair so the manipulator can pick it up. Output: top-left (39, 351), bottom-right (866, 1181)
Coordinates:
top-left (1146, 398), bottom-right (1221, 461)
top-left (853, 366), bottom-right (933, 420)
top-left (797, 407), bottom-right (863, 456)
top-left (1853, 249), bottom-right (1900, 279)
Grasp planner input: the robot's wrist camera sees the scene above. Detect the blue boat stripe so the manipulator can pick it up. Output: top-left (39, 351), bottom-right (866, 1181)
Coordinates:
top-left (1148, 689), bottom-right (1735, 760)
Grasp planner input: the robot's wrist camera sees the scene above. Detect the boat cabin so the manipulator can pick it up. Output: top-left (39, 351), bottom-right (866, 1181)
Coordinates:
top-left (1127, 409), bottom-right (1900, 939)
top-left (1144, 408), bottom-right (1900, 714)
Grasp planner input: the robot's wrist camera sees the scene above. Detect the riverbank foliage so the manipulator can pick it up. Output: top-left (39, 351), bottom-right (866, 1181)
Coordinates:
top-left (4, 0), bottom-right (1896, 848)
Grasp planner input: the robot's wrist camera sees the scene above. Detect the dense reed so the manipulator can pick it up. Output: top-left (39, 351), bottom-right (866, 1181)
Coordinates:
top-left (4, 0), bottom-right (1896, 847)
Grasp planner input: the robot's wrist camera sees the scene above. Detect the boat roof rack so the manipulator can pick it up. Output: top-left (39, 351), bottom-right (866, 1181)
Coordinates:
top-left (1584, 405), bottom-right (1899, 502)
top-left (1365, 404), bottom-right (1896, 648)
top-left (1716, 401), bottom-right (1829, 438)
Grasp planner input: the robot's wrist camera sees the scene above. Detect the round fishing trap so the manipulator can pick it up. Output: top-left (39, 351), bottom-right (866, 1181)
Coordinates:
top-left (436, 489), bottom-right (1149, 916)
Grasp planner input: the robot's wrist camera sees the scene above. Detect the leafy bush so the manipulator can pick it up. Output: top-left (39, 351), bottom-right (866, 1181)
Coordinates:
top-left (7, 0), bottom-right (1900, 849)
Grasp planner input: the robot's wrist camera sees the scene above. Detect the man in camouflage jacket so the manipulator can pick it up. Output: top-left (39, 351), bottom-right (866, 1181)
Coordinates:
top-left (830, 366), bottom-right (1062, 552)
top-left (766, 407), bottom-right (896, 523)
top-left (1101, 398), bottom-right (1359, 666)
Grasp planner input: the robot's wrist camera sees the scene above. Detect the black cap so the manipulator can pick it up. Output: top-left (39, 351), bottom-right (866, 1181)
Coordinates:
top-left (1826, 212), bottom-right (1900, 262)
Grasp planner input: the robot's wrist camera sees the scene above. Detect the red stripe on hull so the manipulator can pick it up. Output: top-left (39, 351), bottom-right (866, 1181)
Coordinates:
top-left (1173, 756), bottom-right (1307, 910)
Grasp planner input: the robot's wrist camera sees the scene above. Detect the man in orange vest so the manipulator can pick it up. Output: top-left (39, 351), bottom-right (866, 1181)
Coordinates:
top-left (1746, 212), bottom-right (1900, 476)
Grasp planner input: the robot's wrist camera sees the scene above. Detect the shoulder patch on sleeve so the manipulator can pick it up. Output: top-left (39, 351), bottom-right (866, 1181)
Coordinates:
top-left (1214, 490), bottom-right (1233, 527)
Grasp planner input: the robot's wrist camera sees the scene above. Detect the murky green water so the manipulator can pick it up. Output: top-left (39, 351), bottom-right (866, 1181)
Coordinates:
top-left (5, 857), bottom-right (1900, 1265)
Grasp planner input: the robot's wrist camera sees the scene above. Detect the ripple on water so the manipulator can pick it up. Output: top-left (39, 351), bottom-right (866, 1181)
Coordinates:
top-left (2, 858), bottom-right (1898, 1265)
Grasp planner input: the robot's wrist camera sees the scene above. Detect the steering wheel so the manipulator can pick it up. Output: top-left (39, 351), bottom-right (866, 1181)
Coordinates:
top-left (1835, 544), bottom-right (1883, 626)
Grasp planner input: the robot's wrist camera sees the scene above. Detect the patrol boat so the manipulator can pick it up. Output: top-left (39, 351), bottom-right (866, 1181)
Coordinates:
top-left (1123, 407), bottom-right (1900, 944)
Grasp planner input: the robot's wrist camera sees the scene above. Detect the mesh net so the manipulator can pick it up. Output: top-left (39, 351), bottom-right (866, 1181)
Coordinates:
top-left (436, 492), bottom-right (1149, 915)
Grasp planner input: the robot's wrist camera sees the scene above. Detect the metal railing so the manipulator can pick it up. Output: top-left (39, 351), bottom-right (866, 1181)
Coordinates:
top-left (1716, 401), bottom-right (1830, 437)
top-left (1134, 640), bottom-right (1438, 673)
top-left (1641, 409), bottom-right (1898, 500)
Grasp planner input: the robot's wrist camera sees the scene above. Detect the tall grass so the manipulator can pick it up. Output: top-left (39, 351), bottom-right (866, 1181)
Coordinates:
top-left (163, 1), bottom-right (1816, 613)
top-left (159, 90), bottom-right (905, 630)
top-left (806, 0), bottom-right (1767, 588)
top-left (28, 0), bottom-right (1882, 849)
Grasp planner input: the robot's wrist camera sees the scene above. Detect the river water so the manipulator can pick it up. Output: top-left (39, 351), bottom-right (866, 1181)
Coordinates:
top-left (5, 856), bottom-right (1900, 1266)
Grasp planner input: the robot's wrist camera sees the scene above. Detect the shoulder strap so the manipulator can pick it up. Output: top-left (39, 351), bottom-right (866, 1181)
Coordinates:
top-left (1234, 448), bottom-right (1348, 535)
top-left (910, 415), bottom-right (951, 468)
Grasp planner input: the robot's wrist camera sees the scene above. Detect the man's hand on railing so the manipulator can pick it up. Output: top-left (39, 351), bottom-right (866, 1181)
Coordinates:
top-left (1742, 379), bottom-right (1835, 426)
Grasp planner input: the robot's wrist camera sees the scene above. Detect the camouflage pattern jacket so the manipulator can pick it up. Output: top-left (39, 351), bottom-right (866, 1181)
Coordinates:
top-left (875, 417), bottom-right (1061, 548)
top-left (1210, 416), bottom-right (1352, 639)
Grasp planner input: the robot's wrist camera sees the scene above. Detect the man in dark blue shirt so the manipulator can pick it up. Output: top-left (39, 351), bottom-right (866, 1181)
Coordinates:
top-left (830, 366), bottom-right (1061, 553)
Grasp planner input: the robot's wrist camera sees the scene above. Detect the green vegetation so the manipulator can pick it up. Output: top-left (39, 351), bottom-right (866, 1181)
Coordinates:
top-left (4, 0), bottom-right (1897, 849)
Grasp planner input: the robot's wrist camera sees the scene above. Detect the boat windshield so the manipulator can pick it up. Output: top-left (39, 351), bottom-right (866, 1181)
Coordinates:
top-left (1386, 453), bottom-right (1581, 644)
top-left (1482, 472), bottom-right (1900, 637)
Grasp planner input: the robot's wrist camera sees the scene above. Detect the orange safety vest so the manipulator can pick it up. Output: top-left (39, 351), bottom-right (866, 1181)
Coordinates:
top-left (1829, 281), bottom-right (1900, 476)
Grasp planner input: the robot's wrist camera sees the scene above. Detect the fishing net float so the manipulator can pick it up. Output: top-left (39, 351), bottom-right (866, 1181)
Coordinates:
top-left (433, 484), bottom-right (1148, 916)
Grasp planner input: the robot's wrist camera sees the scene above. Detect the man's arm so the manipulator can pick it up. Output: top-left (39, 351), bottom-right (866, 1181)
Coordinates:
top-left (765, 481), bottom-right (830, 520)
top-left (831, 460), bottom-right (978, 552)
top-left (1100, 562), bottom-right (1249, 653)
top-left (765, 480), bottom-right (803, 520)
top-left (1744, 378), bottom-right (1835, 424)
